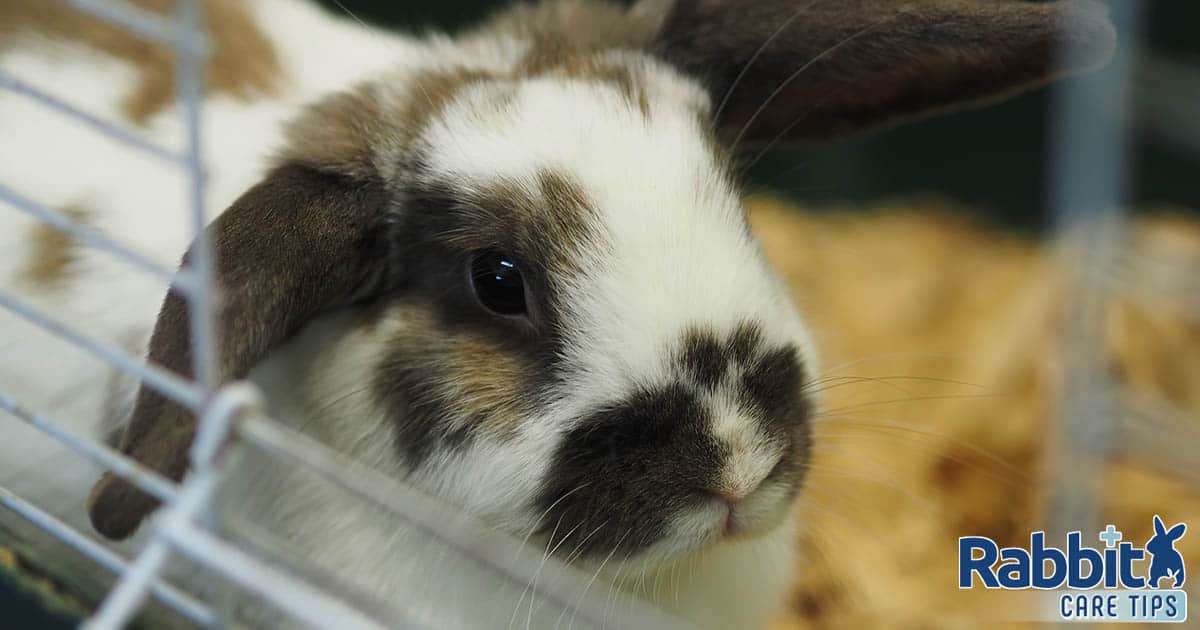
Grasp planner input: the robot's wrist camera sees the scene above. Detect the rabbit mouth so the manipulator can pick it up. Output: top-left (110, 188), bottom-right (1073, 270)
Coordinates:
top-left (699, 478), bottom-right (799, 545)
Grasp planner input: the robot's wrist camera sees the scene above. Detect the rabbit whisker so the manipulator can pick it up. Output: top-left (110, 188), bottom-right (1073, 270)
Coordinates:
top-left (560, 527), bottom-right (628, 630)
top-left (515, 482), bottom-right (591, 561)
top-left (524, 518), bottom-right (586, 630)
top-left (711, 0), bottom-right (824, 132)
top-left (730, 14), bottom-right (897, 152)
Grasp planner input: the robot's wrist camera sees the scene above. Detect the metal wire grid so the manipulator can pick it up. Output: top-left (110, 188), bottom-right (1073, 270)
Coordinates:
top-left (0, 1), bottom-right (689, 628)
top-left (0, 0), bottom-right (1194, 628)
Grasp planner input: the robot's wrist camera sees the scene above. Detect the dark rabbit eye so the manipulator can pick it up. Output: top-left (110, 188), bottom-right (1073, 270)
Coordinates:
top-left (470, 250), bottom-right (527, 316)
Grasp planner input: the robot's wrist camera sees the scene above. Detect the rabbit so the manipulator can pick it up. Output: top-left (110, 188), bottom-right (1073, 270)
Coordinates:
top-left (1147, 515), bottom-right (1186, 589)
top-left (0, 0), bottom-right (1117, 628)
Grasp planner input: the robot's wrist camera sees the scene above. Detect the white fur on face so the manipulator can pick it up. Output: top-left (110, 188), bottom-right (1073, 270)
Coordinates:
top-left (413, 53), bottom-right (818, 557)
top-left (421, 56), bottom-right (816, 393)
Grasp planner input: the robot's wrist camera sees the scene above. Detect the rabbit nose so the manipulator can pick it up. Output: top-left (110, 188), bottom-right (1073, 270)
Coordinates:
top-left (701, 490), bottom-right (744, 535)
top-left (720, 445), bottom-right (781, 499)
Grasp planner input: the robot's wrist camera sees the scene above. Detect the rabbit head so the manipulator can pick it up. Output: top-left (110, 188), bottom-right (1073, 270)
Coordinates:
top-left (87, 0), bottom-right (1116, 574)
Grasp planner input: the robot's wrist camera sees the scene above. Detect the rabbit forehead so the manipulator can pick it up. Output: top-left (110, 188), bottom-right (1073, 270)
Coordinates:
top-left (418, 54), bottom-right (712, 185)
top-left (412, 63), bottom-right (814, 401)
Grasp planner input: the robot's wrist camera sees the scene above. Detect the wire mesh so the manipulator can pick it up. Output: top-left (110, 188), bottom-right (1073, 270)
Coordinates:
top-left (0, 0), bottom-right (1195, 628)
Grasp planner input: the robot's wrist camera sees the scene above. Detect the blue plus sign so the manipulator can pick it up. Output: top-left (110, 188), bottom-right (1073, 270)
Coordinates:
top-left (1099, 524), bottom-right (1123, 548)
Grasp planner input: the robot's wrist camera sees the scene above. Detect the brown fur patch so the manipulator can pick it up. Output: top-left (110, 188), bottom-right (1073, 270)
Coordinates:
top-left (401, 68), bottom-right (498, 143)
top-left (0, 0), bottom-right (283, 124)
top-left (22, 203), bottom-right (90, 285)
top-left (281, 68), bottom-right (496, 180)
top-left (375, 306), bottom-right (534, 460)
top-left (520, 48), bottom-right (651, 116)
top-left (281, 83), bottom-right (392, 180)
top-left (444, 169), bottom-right (601, 276)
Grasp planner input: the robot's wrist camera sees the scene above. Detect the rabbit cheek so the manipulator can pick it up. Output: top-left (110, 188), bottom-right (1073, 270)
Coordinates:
top-left (372, 307), bottom-right (535, 469)
top-left (536, 384), bottom-right (726, 558)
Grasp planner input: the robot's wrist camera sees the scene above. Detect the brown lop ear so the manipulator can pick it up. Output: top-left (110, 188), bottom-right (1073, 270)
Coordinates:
top-left (88, 162), bottom-right (391, 540)
top-left (645, 0), bottom-right (1117, 147)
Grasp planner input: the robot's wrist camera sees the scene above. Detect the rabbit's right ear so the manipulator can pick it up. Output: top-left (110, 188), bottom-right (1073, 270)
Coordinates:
top-left (88, 156), bottom-right (392, 540)
top-left (1166, 522), bottom-right (1186, 541)
top-left (637, 0), bottom-right (1117, 147)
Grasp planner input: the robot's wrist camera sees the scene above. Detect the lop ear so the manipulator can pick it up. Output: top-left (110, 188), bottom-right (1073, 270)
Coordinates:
top-left (88, 162), bottom-right (391, 540)
top-left (644, 0), bottom-right (1117, 147)
top-left (1166, 522), bottom-right (1186, 541)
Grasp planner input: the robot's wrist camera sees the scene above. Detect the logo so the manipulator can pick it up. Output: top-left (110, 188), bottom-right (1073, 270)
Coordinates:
top-left (958, 516), bottom-right (1188, 623)
top-left (1147, 515), bottom-right (1187, 589)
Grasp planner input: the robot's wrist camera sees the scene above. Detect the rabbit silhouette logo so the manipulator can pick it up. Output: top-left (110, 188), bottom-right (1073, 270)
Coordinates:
top-left (1147, 515), bottom-right (1186, 589)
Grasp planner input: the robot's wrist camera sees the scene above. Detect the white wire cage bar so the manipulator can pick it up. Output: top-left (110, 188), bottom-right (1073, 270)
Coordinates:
top-left (1044, 0), bottom-right (1142, 541)
top-left (0, 0), bottom-right (1196, 628)
top-left (0, 1), bottom-right (693, 628)
top-left (0, 486), bottom-right (214, 626)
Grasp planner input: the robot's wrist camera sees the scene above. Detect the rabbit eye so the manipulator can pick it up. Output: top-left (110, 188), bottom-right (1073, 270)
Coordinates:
top-left (470, 250), bottom-right (527, 316)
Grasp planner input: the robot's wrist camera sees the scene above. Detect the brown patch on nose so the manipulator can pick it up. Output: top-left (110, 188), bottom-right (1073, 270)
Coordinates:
top-left (727, 321), bottom-right (765, 366)
top-left (22, 203), bottom-right (91, 286)
top-left (676, 322), bottom-right (769, 390)
top-left (741, 344), bottom-right (806, 423)
top-left (1, 0), bottom-right (284, 124)
top-left (679, 326), bottom-right (726, 391)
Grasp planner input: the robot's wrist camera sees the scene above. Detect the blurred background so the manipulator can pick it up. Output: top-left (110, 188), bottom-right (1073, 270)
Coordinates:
top-left (316, 0), bottom-right (1200, 232)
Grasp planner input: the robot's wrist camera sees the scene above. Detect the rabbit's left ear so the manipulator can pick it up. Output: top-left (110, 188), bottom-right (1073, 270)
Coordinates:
top-left (1155, 514), bottom-right (1168, 536)
top-left (641, 0), bottom-right (1117, 147)
top-left (88, 160), bottom-right (392, 540)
